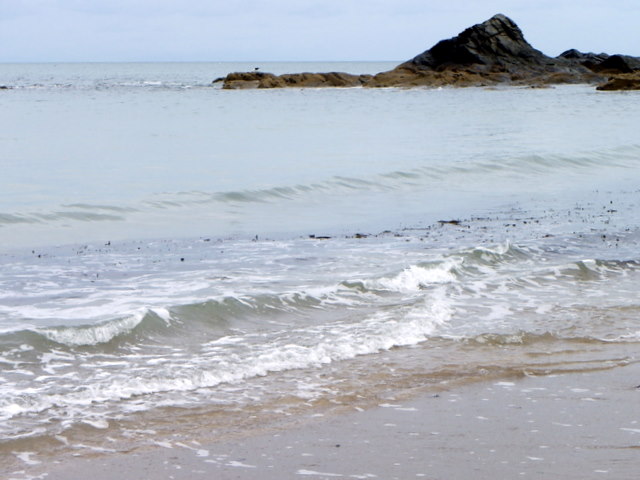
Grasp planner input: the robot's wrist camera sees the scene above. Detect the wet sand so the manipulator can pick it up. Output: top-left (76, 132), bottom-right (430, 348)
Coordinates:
top-left (31, 362), bottom-right (640, 480)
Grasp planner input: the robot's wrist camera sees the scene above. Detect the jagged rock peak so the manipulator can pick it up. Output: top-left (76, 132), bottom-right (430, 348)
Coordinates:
top-left (405, 14), bottom-right (549, 70)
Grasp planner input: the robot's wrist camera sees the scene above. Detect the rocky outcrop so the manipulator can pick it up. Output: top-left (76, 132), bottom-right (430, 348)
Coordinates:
top-left (405, 15), bottom-right (568, 72)
top-left (366, 14), bottom-right (602, 87)
top-left (593, 55), bottom-right (640, 74)
top-left (557, 49), bottom-right (610, 69)
top-left (596, 72), bottom-right (640, 91)
top-left (560, 50), bottom-right (640, 74)
top-left (214, 71), bottom-right (372, 89)
top-left (215, 14), bottom-right (636, 89)
top-left (557, 49), bottom-right (640, 90)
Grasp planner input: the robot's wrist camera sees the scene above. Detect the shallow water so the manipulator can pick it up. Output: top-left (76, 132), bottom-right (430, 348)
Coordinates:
top-left (1, 62), bottom-right (640, 476)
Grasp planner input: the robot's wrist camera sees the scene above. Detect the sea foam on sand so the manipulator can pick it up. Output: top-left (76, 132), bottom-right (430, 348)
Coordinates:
top-left (37, 362), bottom-right (640, 480)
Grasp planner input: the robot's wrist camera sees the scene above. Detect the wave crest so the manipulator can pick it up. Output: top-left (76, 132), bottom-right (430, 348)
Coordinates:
top-left (35, 308), bottom-right (172, 347)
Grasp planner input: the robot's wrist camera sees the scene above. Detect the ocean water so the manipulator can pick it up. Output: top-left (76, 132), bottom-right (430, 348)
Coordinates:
top-left (1, 62), bottom-right (640, 475)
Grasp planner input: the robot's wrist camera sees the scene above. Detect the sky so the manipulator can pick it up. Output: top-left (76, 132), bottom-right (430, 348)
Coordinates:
top-left (1, 0), bottom-right (638, 62)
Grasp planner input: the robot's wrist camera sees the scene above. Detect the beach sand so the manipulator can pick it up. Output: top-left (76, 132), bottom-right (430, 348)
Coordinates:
top-left (32, 362), bottom-right (640, 480)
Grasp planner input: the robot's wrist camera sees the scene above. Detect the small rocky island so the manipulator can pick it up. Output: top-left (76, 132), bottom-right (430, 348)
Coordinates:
top-left (214, 14), bottom-right (640, 91)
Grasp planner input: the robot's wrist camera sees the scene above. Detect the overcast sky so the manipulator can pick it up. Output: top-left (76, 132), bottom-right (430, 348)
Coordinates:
top-left (1, 0), bottom-right (638, 62)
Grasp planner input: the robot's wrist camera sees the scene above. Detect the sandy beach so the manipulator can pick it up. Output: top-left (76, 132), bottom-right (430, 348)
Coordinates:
top-left (29, 361), bottom-right (640, 480)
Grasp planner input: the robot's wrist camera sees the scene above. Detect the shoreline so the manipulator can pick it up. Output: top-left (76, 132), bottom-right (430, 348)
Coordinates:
top-left (28, 361), bottom-right (640, 480)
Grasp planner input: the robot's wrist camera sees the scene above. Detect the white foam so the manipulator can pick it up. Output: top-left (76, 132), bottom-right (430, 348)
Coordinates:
top-left (13, 451), bottom-right (41, 466)
top-left (475, 240), bottom-right (513, 257)
top-left (152, 307), bottom-right (173, 324)
top-left (621, 428), bottom-right (640, 434)
top-left (38, 311), bottom-right (145, 346)
top-left (81, 418), bottom-right (109, 429)
top-left (297, 470), bottom-right (343, 477)
top-left (74, 444), bottom-right (116, 453)
top-left (153, 441), bottom-right (173, 448)
top-left (369, 261), bottom-right (459, 293)
top-left (227, 460), bottom-right (256, 468)
top-left (4, 403), bottom-right (25, 417)
top-left (0, 288), bottom-right (454, 429)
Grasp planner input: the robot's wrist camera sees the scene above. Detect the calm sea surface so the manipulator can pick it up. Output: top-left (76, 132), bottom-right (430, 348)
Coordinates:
top-left (1, 62), bottom-right (640, 475)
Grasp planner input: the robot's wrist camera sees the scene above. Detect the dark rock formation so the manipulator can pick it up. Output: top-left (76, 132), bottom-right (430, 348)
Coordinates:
top-left (406, 14), bottom-right (554, 71)
top-left (559, 49), bottom-right (640, 90)
top-left (215, 14), bottom-right (635, 89)
top-left (559, 50), bottom-right (640, 74)
top-left (593, 54), bottom-right (640, 74)
top-left (557, 49), bottom-right (610, 69)
top-left (558, 49), bottom-right (640, 90)
top-left (367, 14), bottom-right (602, 87)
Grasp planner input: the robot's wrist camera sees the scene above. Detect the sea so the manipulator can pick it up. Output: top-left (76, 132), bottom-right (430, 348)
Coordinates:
top-left (1, 62), bottom-right (640, 476)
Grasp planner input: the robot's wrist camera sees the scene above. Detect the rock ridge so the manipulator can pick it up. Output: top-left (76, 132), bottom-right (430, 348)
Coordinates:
top-left (215, 14), bottom-right (640, 90)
